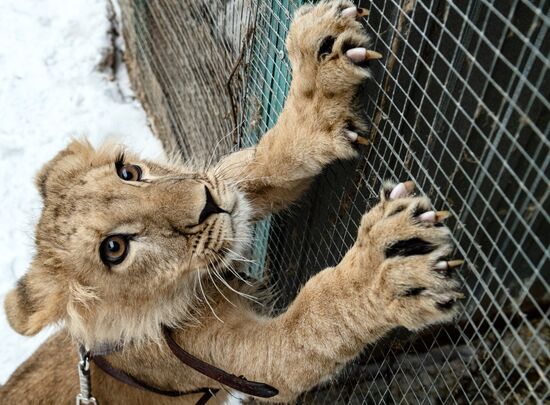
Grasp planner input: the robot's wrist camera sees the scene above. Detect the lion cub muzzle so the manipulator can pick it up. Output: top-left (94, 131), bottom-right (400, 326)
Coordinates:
top-left (198, 186), bottom-right (227, 224)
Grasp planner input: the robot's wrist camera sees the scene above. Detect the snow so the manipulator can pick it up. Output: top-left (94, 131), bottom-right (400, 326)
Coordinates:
top-left (0, 0), bottom-right (164, 383)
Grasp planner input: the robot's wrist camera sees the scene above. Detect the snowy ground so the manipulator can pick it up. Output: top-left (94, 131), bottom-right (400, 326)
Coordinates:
top-left (0, 0), bottom-right (164, 383)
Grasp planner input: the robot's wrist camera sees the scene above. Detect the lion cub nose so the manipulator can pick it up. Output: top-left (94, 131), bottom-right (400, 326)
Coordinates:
top-left (198, 186), bottom-right (226, 224)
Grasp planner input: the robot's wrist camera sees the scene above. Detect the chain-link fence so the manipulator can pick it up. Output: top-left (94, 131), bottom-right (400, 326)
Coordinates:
top-left (236, 0), bottom-right (549, 403)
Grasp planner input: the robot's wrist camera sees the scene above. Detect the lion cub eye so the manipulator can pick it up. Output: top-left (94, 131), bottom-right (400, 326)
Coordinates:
top-left (117, 164), bottom-right (142, 181)
top-left (100, 235), bottom-right (129, 265)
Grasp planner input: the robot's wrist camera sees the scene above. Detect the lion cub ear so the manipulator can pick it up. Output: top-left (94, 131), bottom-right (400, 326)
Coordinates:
top-left (4, 272), bottom-right (64, 336)
top-left (35, 139), bottom-right (94, 199)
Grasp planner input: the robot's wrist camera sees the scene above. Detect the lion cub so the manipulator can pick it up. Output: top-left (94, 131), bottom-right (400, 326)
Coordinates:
top-left (1, 1), bottom-right (462, 404)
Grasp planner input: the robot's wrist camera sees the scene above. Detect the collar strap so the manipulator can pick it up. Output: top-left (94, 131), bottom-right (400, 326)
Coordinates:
top-left (91, 354), bottom-right (217, 402)
top-left (162, 325), bottom-right (279, 398)
top-left (84, 326), bottom-right (278, 403)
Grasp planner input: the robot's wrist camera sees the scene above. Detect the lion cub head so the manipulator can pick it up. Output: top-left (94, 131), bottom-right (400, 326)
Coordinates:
top-left (4, 140), bottom-right (251, 347)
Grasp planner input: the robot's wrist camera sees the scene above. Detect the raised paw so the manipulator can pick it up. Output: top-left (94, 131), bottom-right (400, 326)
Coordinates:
top-left (351, 181), bottom-right (464, 331)
top-left (287, 1), bottom-right (382, 93)
top-left (285, 1), bottom-right (383, 153)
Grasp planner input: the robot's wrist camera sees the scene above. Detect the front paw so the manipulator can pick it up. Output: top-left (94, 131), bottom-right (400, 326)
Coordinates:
top-left (353, 181), bottom-right (464, 330)
top-left (285, 1), bottom-right (381, 157)
top-left (287, 1), bottom-right (381, 96)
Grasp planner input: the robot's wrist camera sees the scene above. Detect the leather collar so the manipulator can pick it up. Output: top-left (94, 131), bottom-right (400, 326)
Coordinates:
top-left (83, 325), bottom-right (278, 404)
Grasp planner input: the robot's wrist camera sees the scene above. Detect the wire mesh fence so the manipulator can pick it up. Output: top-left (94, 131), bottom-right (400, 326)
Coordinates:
top-left (234, 0), bottom-right (549, 403)
top-left (118, 0), bottom-right (548, 402)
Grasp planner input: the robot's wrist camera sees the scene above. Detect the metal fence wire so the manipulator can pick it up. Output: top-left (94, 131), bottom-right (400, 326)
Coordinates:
top-left (230, 0), bottom-right (550, 403)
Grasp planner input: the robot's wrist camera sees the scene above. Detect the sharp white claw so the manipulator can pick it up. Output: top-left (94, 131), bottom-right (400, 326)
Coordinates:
top-left (365, 50), bottom-right (383, 61)
top-left (419, 211), bottom-right (436, 222)
top-left (357, 7), bottom-right (369, 17)
top-left (448, 260), bottom-right (465, 268)
top-left (344, 130), bottom-right (370, 145)
top-left (344, 129), bottom-right (358, 142)
top-left (389, 181), bottom-right (415, 199)
top-left (346, 48), bottom-right (383, 63)
top-left (420, 210), bottom-right (451, 222)
top-left (341, 6), bottom-right (357, 18)
top-left (435, 261), bottom-right (448, 270)
top-left (390, 183), bottom-right (407, 199)
top-left (346, 47), bottom-right (366, 63)
top-left (435, 260), bottom-right (464, 271)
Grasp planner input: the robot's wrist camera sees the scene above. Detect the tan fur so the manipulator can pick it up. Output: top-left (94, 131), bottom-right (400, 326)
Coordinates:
top-left (1, 2), bottom-right (461, 403)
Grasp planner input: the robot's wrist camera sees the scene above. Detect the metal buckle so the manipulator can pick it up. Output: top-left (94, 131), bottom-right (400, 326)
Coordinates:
top-left (76, 345), bottom-right (99, 405)
top-left (76, 393), bottom-right (98, 405)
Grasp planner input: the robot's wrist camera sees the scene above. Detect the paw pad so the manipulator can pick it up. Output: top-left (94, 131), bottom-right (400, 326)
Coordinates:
top-left (385, 237), bottom-right (435, 258)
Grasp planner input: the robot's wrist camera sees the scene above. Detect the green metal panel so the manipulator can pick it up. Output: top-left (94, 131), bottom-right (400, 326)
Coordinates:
top-left (240, 0), bottom-right (303, 277)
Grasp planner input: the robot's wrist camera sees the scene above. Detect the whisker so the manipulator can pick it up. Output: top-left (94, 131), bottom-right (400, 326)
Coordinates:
top-left (218, 253), bottom-right (255, 287)
top-left (206, 260), bottom-right (237, 308)
top-left (213, 266), bottom-right (263, 306)
top-left (192, 270), bottom-right (205, 305)
top-left (223, 236), bottom-right (252, 242)
top-left (205, 118), bottom-right (246, 171)
top-left (217, 266), bottom-right (263, 306)
top-left (197, 270), bottom-right (224, 323)
top-left (213, 158), bottom-right (258, 180)
top-left (225, 248), bottom-right (256, 264)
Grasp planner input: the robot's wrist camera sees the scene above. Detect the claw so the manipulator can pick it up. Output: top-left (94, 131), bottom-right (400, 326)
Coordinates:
top-left (357, 7), bottom-right (369, 17)
top-left (419, 210), bottom-right (451, 223)
top-left (346, 48), bottom-right (366, 62)
top-left (435, 260), bottom-right (464, 271)
top-left (447, 259), bottom-right (465, 268)
top-left (390, 183), bottom-right (407, 199)
top-left (419, 211), bottom-right (436, 222)
top-left (341, 6), bottom-right (357, 18)
top-left (403, 180), bottom-right (415, 193)
top-left (434, 261), bottom-right (448, 270)
top-left (344, 130), bottom-right (370, 145)
top-left (344, 129), bottom-right (358, 142)
top-left (342, 6), bottom-right (369, 18)
top-left (365, 50), bottom-right (383, 61)
top-left (389, 181), bottom-right (415, 199)
top-left (346, 48), bottom-right (383, 63)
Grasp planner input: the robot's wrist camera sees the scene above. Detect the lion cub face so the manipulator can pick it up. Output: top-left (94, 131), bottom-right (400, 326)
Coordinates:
top-left (4, 140), bottom-right (251, 346)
